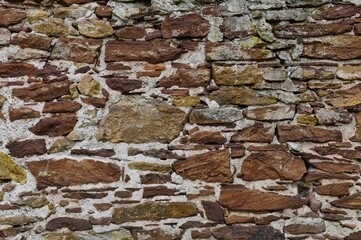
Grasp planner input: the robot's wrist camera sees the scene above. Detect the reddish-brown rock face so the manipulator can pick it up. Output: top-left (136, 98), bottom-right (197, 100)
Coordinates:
top-left (43, 102), bottom-right (82, 113)
top-left (156, 68), bottom-right (210, 88)
top-left (11, 32), bottom-right (52, 51)
top-left (9, 107), bottom-right (40, 122)
top-left (315, 182), bottom-right (353, 197)
top-left (0, 8), bottom-right (26, 27)
top-left (105, 77), bottom-right (142, 93)
top-left (29, 114), bottom-right (77, 136)
top-left (231, 123), bottom-right (274, 143)
top-left (27, 158), bottom-right (121, 189)
top-left (331, 193), bottom-right (361, 209)
top-left (161, 14), bottom-right (210, 38)
top-left (46, 217), bottom-right (92, 231)
top-left (6, 139), bottom-right (47, 158)
top-left (115, 26), bottom-right (146, 39)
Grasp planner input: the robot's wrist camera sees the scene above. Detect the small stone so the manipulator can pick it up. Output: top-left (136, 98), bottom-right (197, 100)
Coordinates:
top-left (161, 13), bottom-right (209, 38)
top-left (184, 131), bottom-right (226, 145)
top-left (106, 77), bottom-right (142, 93)
top-left (77, 75), bottom-right (100, 97)
top-left (0, 216), bottom-right (39, 226)
top-left (115, 26), bottom-right (146, 39)
top-left (297, 115), bottom-right (318, 126)
top-left (27, 10), bottom-right (50, 23)
top-left (128, 162), bottom-right (172, 173)
top-left (140, 174), bottom-right (171, 184)
top-left (284, 217), bottom-right (326, 234)
top-left (212, 64), bottom-right (263, 85)
top-left (156, 68), bottom-right (210, 88)
top-left (327, 83), bottom-right (361, 108)
top-left (95, 5), bottom-right (113, 18)
top-left (221, 16), bottom-right (256, 39)
top-left (315, 108), bottom-right (352, 125)
top-left (0, 152), bottom-right (27, 184)
top-left (265, 9), bottom-right (307, 21)
top-left (312, 4), bottom-right (361, 20)
top-left (290, 66), bottom-right (335, 80)
top-left (9, 107), bottom-right (41, 121)
top-left (201, 201), bottom-right (224, 222)
top-left (331, 192), bottom-right (361, 209)
top-left (29, 114), bottom-right (77, 137)
top-left (261, 67), bottom-right (288, 81)
top-left (13, 196), bottom-right (49, 208)
top-left (71, 148), bottom-right (115, 158)
top-left (315, 182), bottom-right (353, 197)
top-left (143, 186), bottom-right (178, 198)
top-left (54, 6), bottom-right (88, 19)
top-left (246, 105), bottom-right (295, 121)
top-left (0, 8), bottom-right (26, 27)
top-left (77, 19), bottom-right (114, 38)
top-left (11, 32), bottom-right (52, 51)
top-left (189, 108), bottom-right (243, 125)
top-left (46, 217), bottom-right (92, 231)
top-left (337, 65), bottom-right (361, 80)
top-left (32, 18), bottom-right (78, 36)
top-left (43, 101), bottom-right (82, 113)
top-left (49, 137), bottom-right (74, 153)
top-left (231, 123), bottom-right (274, 143)
top-left (213, 225), bottom-right (285, 240)
top-left (128, 147), bottom-right (184, 160)
top-left (6, 139), bottom-right (47, 158)
top-left (173, 96), bottom-right (200, 107)
top-left (0, 28), bottom-right (10, 45)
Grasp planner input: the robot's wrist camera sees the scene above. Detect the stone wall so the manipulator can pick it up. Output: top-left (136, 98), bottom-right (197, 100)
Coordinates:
top-left (1, 0), bottom-right (361, 239)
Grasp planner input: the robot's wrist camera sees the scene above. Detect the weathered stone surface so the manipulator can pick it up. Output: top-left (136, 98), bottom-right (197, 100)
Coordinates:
top-left (32, 18), bottom-right (78, 36)
top-left (266, 9), bottom-right (307, 21)
top-left (0, 8), bottom-right (26, 27)
top-left (221, 16), bottom-right (256, 39)
top-left (290, 66), bottom-right (335, 80)
top-left (54, 6), bottom-right (89, 18)
top-left (261, 67), bottom-right (288, 81)
top-left (212, 65), bottom-right (263, 85)
top-left (0, 28), bottom-right (10, 45)
top-left (278, 124), bottom-right (342, 143)
top-left (11, 32), bottom-right (52, 51)
top-left (78, 19), bottom-right (114, 38)
top-left (128, 147), bottom-right (184, 160)
top-left (189, 108), bottom-right (243, 125)
top-left (43, 101), bottom-right (82, 113)
top-left (220, 185), bottom-right (308, 211)
top-left (327, 83), bottom-right (361, 108)
top-left (231, 123), bottom-right (274, 143)
top-left (112, 202), bottom-right (197, 224)
top-left (143, 186), bottom-right (178, 198)
top-left (106, 77), bottom-right (142, 93)
top-left (246, 105), bottom-right (295, 121)
top-left (313, 4), bottom-right (361, 20)
top-left (27, 158), bottom-right (120, 189)
top-left (46, 217), bottom-right (92, 231)
top-left (0, 216), bottom-right (40, 226)
top-left (0, 152), bottom-right (27, 184)
top-left (311, 161), bottom-right (359, 173)
top-left (303, 35), bottom-right (361, 60)
top-left (315, 108), bottom-right (352, 125)
top-left (161, 13), bottom-right (209, 38)
top-left (6, 139), bottom-right (47, 158)
top-left (97, 96), bottom-right (186, 143)
top-left (331, 192), bottom-right (361, 209)
top-left (157, 68), bottom-right (210, 88)
top-left (213, 225), bottom-right (285, 240)
top-left (351, 112), bottom-right (361, 142)
top-left (51, 37), bottom-right (102, 64)
top-left (71, 148), bottom-right (115, 158)
top-left (95, 5), bottom-right (113, 18)
top-left (30, 114), bottom-right (77, 137)
top-left (140, 173), bottom-right (171, 184)
top-left (305, 171), bottom-right (359, 181)
top-left (337, 65), bottom-right (361, 80)
top-left (49, 137), bottom-right (73, 153)
top-left (13, 196), bottom-right (49, 208)
top-left (9, 107), bottom-right (40, 121)
top-left (273, 23), bottom-right (352, 39)
top-left (182, 131), bottom-right (226, 144)
top-left (173, 149), bottom-right (232, 183)
top-left (315, 182), bottom-right (353, 197)
top-left (173, 96), bottom-right (200, 107)
top-left (105, 41), bottom-right (184, 63)
top-left (240, 151), bottom-right (306, 181)
top-left (115, 26), bottom-right (146, 39)
top-left (284, 218), bottom-right (326, 234)
top-left (129, 162), bottom-right (172, 173)
top-left (210, 87), bottom-right (277, 106)
top-left (77, 75), bottom-right (100, 97)
top-left (0, 62), bottom-right (37, 78)
top-left (201, 201), bottom-right (224, 222)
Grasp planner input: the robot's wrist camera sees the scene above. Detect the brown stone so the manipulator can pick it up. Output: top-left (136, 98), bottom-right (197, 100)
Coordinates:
top-left (6, 139), bottom-right (46, 158)
top-left (240, 151), bottom-right (306, 181)
top-left (273, 23), bottom-right (352, 39)
top-left (290, 66), bottom-right (335, 80)
top-left (284, 218), bottom-right (326, 234)
top-left (161, 13), bottom-right (209, 38)
top-left (94, 203), bottom-right (112, 212)
top-left (105, 41), bottom-right (184, 63)
top-left (231, 123), bottom-right (274, 143)
top-left (312, 146), bottom-right (361, 160)
top-left (201, 201), bottom-right (224, 222)
top-left (128, 147), bottom-right (184, 160)
top-left (305, 171), bottom-right (358, 181)
top-left (9, 107), bottom-right (40, 121)
top-left (143, 186), bottom-right (178, 198)
top-left (27, 158), bottom-right (121, 189)
top-left (355, 23), bottom-right (361, 35)
top-left (220, 16), bottom-right (256, 39)
top-left (248, 144), bottom-right (288, 152)
top-left (0, 8), bottom-right (26, 27)
top-left (212, 65), bottom-right (263, 85)
top-left (51, 37), bottom-right (102, 64)
top-left (71, 148), bottom-right (115, 157)
top-left (346, 231), bottom-right (361, 240)
top-left (315, 182), bottom-right (353, 197)
top-left (189, 108), bottom-right (243, 125)
top-left (156, 68), bottom-right (210, 88)
top-left (106, 77), bottom-right (142, 93)
top-left (313, 4), bottom-right (361, 20)
top-left (220, 185), bottom-right (308, 212)
top-left (81, 97), bottom-right (106, 108)
top-left (225, 215), bottom-right (255, 224)
top-left (115, 26), bottom-right (146, 39)
top-left (327, 83), bottom-right (361, 108)
top-left (246, 105), bottom-right (295, 121)
top-left (183, 131), bottom-right (226, 145)
top-left (212, 225), bottom-right (285, 240)
top-left (140, 174), bottom-right (171, 184)
top-left (331, 192), bottom-right (361, 209)
top-left (95, 5), bottom-right (112, 18)
top-left (351, 112), bottom-right (361, 142)
top-left (311, 161), bottom-right (359, 173)
top-left (46, 217), bottom-right (92, 231)
top-left (210, 87), bottom-right (277, 106)
top-left (0, 63), bottom-right (36, 78)
top-left (173, 149), bottom-right (232, 183)
top-left (336, 65), bottom-right (361, 80)
top-left (32, 18), bottom-right (78, 36)
top-left (191, 229), bottom-right (212, 239)
top-left (43, 101), bottom-right (82, 113)
top-left (29, 114), bottom-right (77, 137)
top-left (11, 32), bottom-right (52, 51)
top-left (278, 124), bottom-right (342, 143)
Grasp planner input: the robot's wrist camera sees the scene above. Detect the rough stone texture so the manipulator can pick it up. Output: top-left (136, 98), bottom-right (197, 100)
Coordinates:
top-left (189, 108), bottom-right (243, 125)
top-left (46, 217), bottom-right (92, 231)
top-left (6, 139), bottom-right (47, 158)
top-left (77, 19), bottom-right (114, 38)
top-left (157, 68), bottom-right (210, 88)
top-left (32, 18), bottom-right (78, 36)
top-left (246, 105), bottom-right (295, 121)
top-left (331, 193), bottom-right (361, 209)
top-left (213, 225), bottom-right (285, 240)
top-left (212, 64), bottom-right (263, 85)
top-left (0, 8), bottom-right (26, 27)
top-left (11, 32), bottom-right (52, 51)
top-left (0, 152), bottom-right (27, 184)
top-left (29, 114), bottom-right (77, 137)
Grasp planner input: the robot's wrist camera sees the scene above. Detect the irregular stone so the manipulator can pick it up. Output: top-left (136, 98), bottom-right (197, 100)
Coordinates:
top-left (30, 114), bottom-right (77, 137)
top-left (32, 18), bottom-right (78, 36)
top-left (183, 131), bottom-right (226, 145)
top-left (9, 107), bottom-right (40, 121)
top-left (261, 67), bottom-right (288, 81)
top-left (81, 97), bottom-right (106, 108)
top-left (290, 66), bottom-right (335, 80)
top-left (273, 23), bottom-right (352, 39)
top-left (77, 19), bottom-right (114, 38)
top-left (297, 115), bottom-right (318, 126)
top-left (143, 186), bottom-right (178, 198)
top-left (313, 4), bottom-right (361, 20)
top-left (13, 196), bottom-right (49, 208)
top-left (220, 185), bottom-right (308, 211)
top-left (128, 162), bottom-right (172, 173)
top-left (0, 216), bottom-right (40, 226)
top-left (201, 201), bottom-right (224, 222)
top-left (240, 151), bottom-right (306, 181)
top-left (246, 105), bottom-right (295, 121)
top-left (312, 161), bottom-right (359, 173)
top-left (140, 174), bottom-right (171, 184)
top-left (173, 96), bottom-right (200, 107)
top-left (95, 5), bottom-right (113, 18)
top-left (231, 123), bottom-right (274, 143)
top-left (161, 13), bottom-right (209, 38)
top-left (331, 192), bottom-right (361, 209)
top-left (11, 32), bottom-right (52, 51)
top-left (265, 9), bottom-right (307, 21)
top-left (308, 81), bottom-right (342, 90)
top-left (156, 68), bottom-right (210, 88)
top-left (0, 152), bottom-right (27, 184)
top-left (46, 217), bottom-right (92, 231)
top-left (248, 0), bottom-right (285, 10)
top-left (106, 77), bottom-right (142, 93)
top-left (221, 16), bottom-right (256, 39)
top-left (6, 139), bottom-right (47, 158)
top-left (351, 112), bottom-right (361, 142)
top-left (51, 37), bottom-right (102, 64)
top-left (173, 149), bottom-right (232, 183)
top-left (105, 41), bottom-right (184, 63)
top-left (112, 202), bottom-right (197, 224)
top-left (286, 0), bottom-right (330, 7)
top-left (49, 137), bottom-right (74, 153)
top-left (97, 96), bottom-right (186, 143)
top-left (43, 101), bottom-right (82, 113)
top-left (27, 10), bottom-right (50, 23)
top-left (315, 182), bottom-right (353, 197)
top-left (54, 6), bottom-right (88, 18)
top-left (27, 158), bottom-right (121, 189)
top-left (327, 83), bottom-right (361, 108)
top-left (128, 147), bottom-right (184, 160)
top-left (284, 217), bottom-right (326, 234)
top-left (115, 26), bottom-right (146, 39)
top-left (77, 75), bottom-right (100, 97)
top-left (315, 108), bottom-right (352, 125)
top-left (0, 8), bottom-right (26, 27)
top-left (210, 87), bottom-right (277, 106)
top-left (213, 225), bottom-right (285, 240)
top-left (278, 124), bottom-right (342, 143)
top-left (189, 108), bottom-right (243, 125)
top-left (346, 231), bottom-right (361, 240)
top-left (305, 171), bottom-right (359, 181)
top-left (192, 229), bottom-right (212, 239)
top-left (71, 148), bottom-right (115, 158)
top-left (132, 228), bottom-right (180, 240)
top-left (212, 65), bottom-right (263, 85)
top-left (337, 65), bottom-right (361, 80)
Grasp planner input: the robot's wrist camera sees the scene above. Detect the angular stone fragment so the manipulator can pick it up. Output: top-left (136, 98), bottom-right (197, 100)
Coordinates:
top-left (95, 5), bottom-right (113, 18)
top-left (43, 101), bottom-right (81, 113)
top-left (173, 96), bottom-right (200, 107)
top-left (290, 66), bottom-right (335, 80)
top-left (315, 108), bottom-right (352, 125)
top-left (240, 151), bottom-right (306, 181)
top-left (261, 67), bottom-right (288, 81)
top-left (184, 131), bottom-right (226, 145)
top-left (351, 112), bottom-right (361, 142)
top-left (0, 28), bottom-right (10, 46)
top-left (315, 182), bottom-right (353, 197)
top-left (0, 216), bottom-right (40, 226)
top-left (143, 186), bottom-right (178, 198)
top-left (246, 105), bottom-right (295, 121)
top-left (140, 174), bottom-right (171, 184)
top-left (78, 19), bottom-right (114, 38)
top-left (331, 193), bottom-right (361, 209)
top-left (231, 123), bottom-right (274, 143)
top-left (0, 62), bottom-right (36, 78)
top-left (173, 149), bottom-right (232, 183)
top-left (266, 9), bottom-right (307, 21)
top-left (220, 185), bottom-right (308, 211)
top-left (210, 87), bottom-right (277, 106)
top-left (51, 37), bottom-right (101, 64)
top-left (213, 225), bottom-right (285, 240)
top-left (112, 202), bottom-right (197, 224)
top-left (13, 196), bottom-right (49, 208)
top-left (212, 65), bottom-right (263, 85)
top-left (189, 108), bottom-right (243, 125)
top-left (77, 75), bottom-right (100, 96)
top-left (311, 161), bottom-right (359, 173)
top-left (32, 18), bottom-right (78, 36)
top-left (305, 171), bottom-right (359, 181)
top-left (0, 8), bottom-right (26, 27)
top-left (46, 217), bottom-right (92, 231)
top-left (30, 114), bottom-right (77, 137)
top-left (106, 77), bottom-right (142, 93)
top-left (6, 139), bottom-right (47, 158)
top-left (129, 162), bottom-right (172, 173)
top-left (97, 96), bottom-right (186, 143)
top-left (337, 65), bottom-right (361, 80)
top-left (278, 124), bottom-right (342, 143)
top-left (11, 32), bottom-right (52, 51)
top-left (161, 13), bottom-right (209, 38)
top-left (9, 107), bottom-right (40, 121)
top-left (27, 158), bottom-right (120, 189)
top-left (157, 68), bottom-right (210, 88)
top-left (201, 201), bottom-right (224, 222)
top-left (49, 137), bottom-right (73, 153)
top-left (284, 218), bottom-right (326, 234)
top-left (128, 147), bottom-right (184, 160)
top-left (54, 6), bottom-right (89, 18)
top-left (327, 83), bottom-right (361, 108)
top-left (105, 41), bottom-right (184, 63)
top-left (115, 26), bottom-right (146, 39)
top-left (0, 152), bottom-right (27, 184)
top-left (70, 148), bottom-right (115, 158)
top-left (312, 4), bottom-right (361, 20)
top-left (221, 16), bottom-right (256, 39)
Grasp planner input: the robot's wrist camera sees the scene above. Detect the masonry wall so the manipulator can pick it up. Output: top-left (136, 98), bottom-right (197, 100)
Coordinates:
top-left (1, 0), bottom-right (361, 239)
